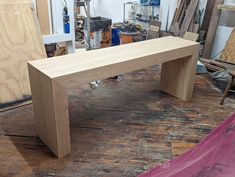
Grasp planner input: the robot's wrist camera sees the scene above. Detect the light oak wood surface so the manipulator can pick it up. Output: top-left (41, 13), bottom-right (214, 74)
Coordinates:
top-left (28, 36), bottom-right (199, 158)
top-left (0, 0), bottom-right (46, 106)
top-left (36, 0), bottom-right (50, 35)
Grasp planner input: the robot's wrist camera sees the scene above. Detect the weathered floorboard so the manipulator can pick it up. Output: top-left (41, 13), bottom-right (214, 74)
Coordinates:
top-left (0, 66), bottom-right (234, 177)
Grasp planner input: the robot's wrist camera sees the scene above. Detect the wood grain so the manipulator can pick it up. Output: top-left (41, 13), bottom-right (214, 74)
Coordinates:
top-left (160, 47), bottom-right (199, 101)
top-left (36, 0), bottom-right (51, 35)
top-left (0, 0), bottom-right (46, 106)
top-left (183, 32), bottom-right (199, 42)
top-left (220, 28), bottom-right (235, 64)
top-left (28, 36), bottom-right (199, 158)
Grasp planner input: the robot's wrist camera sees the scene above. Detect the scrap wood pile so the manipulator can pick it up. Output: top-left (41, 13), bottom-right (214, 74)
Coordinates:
top-left (169, 0), bottom-right (235, 73)
top-left (170, 0), bottom-right (200, 37)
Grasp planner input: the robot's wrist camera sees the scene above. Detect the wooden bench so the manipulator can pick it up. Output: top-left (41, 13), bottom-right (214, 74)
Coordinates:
top-left (28, 36), bottom-right (199, 158)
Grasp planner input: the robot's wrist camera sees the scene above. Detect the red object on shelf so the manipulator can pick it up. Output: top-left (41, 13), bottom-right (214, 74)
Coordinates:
top-left (139, 113), bottom-right (235, 177)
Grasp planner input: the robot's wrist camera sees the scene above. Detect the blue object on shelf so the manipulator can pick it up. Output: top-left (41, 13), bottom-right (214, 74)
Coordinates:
top-left (64, 21), bottom-right (70, 34)
top-left (140, 0), bottom-right (160, 6)
top-left (112, 28), bottom-right (120, 46)
top-left (63, 7), bottom-right (70, 34)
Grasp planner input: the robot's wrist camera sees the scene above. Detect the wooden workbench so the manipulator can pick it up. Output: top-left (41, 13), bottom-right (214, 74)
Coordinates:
top-left (28, 36), bottom-right (199, 158)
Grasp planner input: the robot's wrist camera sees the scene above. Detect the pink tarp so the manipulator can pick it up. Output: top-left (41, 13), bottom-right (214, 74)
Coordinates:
top-left (139, 113), bottom-right (235, 177)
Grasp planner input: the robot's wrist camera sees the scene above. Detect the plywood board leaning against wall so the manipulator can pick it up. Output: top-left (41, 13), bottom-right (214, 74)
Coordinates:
top-left (220, 27), bottom-right (235, 64)
top-left (0, 0), bottom-right (46, 107)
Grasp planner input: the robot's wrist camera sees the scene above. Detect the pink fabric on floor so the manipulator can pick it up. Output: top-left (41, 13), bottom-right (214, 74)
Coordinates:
top-left (138, 113), bottom-right (235, 177)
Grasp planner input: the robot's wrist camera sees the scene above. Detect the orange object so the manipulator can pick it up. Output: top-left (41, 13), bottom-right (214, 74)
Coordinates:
top-left (120, 32), bottom-right (141, 44)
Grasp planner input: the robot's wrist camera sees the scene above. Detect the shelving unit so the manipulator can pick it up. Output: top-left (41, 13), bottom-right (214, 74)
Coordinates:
top-left (36, 0), bottom-right (75, 54)
top-left (123, 1), bottom-right (160, 29)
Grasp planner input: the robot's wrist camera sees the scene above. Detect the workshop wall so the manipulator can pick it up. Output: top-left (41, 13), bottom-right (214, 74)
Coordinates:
top-left (84, 0), bottom-right (131, 23)
top-left (83, 0), bottom-right (207, 30)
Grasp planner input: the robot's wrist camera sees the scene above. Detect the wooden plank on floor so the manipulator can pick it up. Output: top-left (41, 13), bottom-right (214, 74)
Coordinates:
top-left (0, 0), bottom-right (46, 107)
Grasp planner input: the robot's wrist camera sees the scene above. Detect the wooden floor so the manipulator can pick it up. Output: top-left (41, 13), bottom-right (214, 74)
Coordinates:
top-left (0, 66), bottom-right (235, 177)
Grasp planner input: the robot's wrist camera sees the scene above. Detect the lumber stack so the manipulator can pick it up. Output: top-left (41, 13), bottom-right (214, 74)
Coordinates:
top-left (170, 0), bottom-right (199, 37)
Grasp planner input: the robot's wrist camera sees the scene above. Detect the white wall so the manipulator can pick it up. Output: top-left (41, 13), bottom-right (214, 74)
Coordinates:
top-left (159, 0), bottom-right (177, 30)
top-left (82, 0), bottom-right (132, 23)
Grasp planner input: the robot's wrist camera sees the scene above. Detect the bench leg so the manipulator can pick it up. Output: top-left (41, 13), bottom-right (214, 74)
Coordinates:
top-left (28, 65), bottom-right (71, 158)
top-left (160, 49), bottom-right (198, 101)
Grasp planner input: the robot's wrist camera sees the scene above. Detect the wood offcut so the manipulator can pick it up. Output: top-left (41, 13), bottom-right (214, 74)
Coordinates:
top-left (36, 0), bottom-right (51, 35)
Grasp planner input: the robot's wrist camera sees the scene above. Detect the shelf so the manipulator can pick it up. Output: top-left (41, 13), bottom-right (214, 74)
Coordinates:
top-left (43, 34), bottom-right (74, 44)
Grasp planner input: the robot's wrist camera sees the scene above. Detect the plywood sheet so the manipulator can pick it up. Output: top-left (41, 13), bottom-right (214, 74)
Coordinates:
top-left (220, 28), bottom-right (235, 64)
top-left (0, 0), bottom-right (46, 106)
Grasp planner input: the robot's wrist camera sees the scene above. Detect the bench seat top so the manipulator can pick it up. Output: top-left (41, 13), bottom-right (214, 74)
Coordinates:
top-left (28, 37), bottom-right (198, 80)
